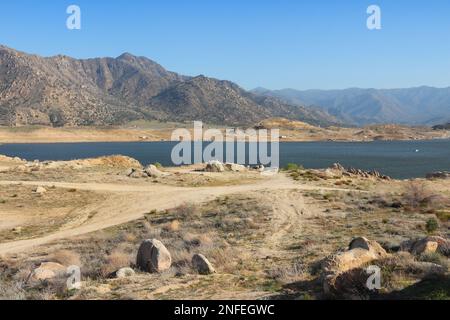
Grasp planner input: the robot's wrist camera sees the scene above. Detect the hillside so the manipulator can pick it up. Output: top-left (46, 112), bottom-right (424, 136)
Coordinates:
top-left (0, 45), bottom-right (339, 127)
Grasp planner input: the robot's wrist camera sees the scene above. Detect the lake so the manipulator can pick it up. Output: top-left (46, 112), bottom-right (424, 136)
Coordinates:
top-left (0, 140), bottom-right (449, 179)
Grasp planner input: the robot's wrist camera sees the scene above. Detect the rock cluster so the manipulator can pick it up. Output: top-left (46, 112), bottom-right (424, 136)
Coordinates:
top-left (321, 236), bottom-right (450, 298)
top-left (135, 239), bottom-right (216, 276)
top-left (322, 237), bottom-right (388, 295)
top-left (426, 171), bottom-right (450, 179)
top-left (331, 163), bottom-right (391, 180)
top-left (204, 161), bottom-right (262, 173)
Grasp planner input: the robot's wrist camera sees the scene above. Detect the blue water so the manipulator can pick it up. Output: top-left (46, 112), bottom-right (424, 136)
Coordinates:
top-left (0, 140), bottom-right (449, 179)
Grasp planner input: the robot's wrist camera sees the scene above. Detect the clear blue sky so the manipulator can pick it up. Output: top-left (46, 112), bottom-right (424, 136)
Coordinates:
top-left (1, 0), bottom-right (450, 90)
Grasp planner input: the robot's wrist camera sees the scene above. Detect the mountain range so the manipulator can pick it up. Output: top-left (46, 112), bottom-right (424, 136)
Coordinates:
top-left (0, 45), bottom-right (339, 127)
top-left (2, 45), bottom-right (449, 128)
top-left (252, 87), bottom-right (450, 126)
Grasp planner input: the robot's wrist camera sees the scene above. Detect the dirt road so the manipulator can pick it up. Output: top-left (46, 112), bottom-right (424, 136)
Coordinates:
top-left (0, 175), bottom-right (363, 256)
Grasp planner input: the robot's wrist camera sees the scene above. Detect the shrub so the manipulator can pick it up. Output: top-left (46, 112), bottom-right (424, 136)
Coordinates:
top-left (284, 163), bottom-right (303, 171)
top-left (435, 211), bottom-right (450, 223)
top-left (153, 162), bottom-right (163, 168)
top-left (425, 218), bottom-right (439, 233)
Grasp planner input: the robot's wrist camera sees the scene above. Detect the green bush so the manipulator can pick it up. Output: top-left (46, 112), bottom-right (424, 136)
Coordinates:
top-left (426, 218), bottom-right (439, 233)
top-left (284, 163), bottom-right (303, 171)
top-left (153, 162), bottom-right (163, 168)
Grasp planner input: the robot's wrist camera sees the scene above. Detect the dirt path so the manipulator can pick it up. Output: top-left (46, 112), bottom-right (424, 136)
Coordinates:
top-left (0, 175), bottom-right (364, 256)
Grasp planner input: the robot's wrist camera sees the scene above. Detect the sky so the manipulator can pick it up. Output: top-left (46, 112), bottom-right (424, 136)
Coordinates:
top-left (1, 0), bottom-right (450, 90)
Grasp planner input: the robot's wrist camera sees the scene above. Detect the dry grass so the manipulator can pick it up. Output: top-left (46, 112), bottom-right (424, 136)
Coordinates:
top-left (164, 220), bottom-right (181, 232)
top-left (1, 183), bottom-right (448, 300)
top-left (402, 181), bottom-right (445, 211)
top-left (268, 260), bottom-right (307, 284)
top-left (50, 250), bottom-right (81, 267)
top-left (100, 249), bottom-right (132, 277)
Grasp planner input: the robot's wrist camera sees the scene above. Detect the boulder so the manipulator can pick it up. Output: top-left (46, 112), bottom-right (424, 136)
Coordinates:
top-left (192, 254), bottom-right (216, 275)
top-left (322, 238), bottom-right (388, 295)
top-left (136, 239), bottom-right (172, 273)
top-left (114, 267), bottom-right (136, 279)
top-left (349, 237), bottom-right (388, 257)
top-left (402, 236), bottom-right (450, 256)
top-left (144, 165), bottom-right (168, 178)
top-left (205, 161), bottom-right (225, 173)
top-left (31, 262), bottom-right (66, 281)
top-left (224, 163), bottom-right (247, 172)
top-left (412, 241), bottom-right (439, 255)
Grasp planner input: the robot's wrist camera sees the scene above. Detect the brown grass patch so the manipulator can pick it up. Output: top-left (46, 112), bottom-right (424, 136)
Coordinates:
top-left (50, 250), bottom-right (81, 267)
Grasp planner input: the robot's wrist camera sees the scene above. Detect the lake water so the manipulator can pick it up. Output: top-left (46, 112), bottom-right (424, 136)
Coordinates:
top-left (0, 140), bottom-right (449, 179)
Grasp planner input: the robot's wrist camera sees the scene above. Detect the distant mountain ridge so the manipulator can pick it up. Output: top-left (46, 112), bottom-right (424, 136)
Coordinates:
top-left (252, 87), bottom-right (450, 126)
top-left (0, 45), bottom-right (340, 127)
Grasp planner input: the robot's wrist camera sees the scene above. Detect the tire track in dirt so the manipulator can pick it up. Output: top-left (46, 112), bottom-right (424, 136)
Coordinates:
top-left (0, 176), bottom-right (366, 256)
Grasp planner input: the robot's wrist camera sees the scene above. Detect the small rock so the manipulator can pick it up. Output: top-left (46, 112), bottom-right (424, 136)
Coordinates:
top-left (12, 226), bottom-right (23, 234)
top-left (114, 267), bottom-right (135, 279)
top-left (136, 239), bottom-right (172, 273)
top-left (192, 254), bottom-right (216, 275)
top-left (34, 186), bottom-right (47, 194)
top-left (129, 169), bottom-right (148, 179)
top-left (123, 168), bottom-right (135, 176)
top-left (252, 165), bottom-right (265, 172)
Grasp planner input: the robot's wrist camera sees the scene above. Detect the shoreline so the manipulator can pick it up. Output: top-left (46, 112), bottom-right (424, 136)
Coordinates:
top-left (0, 137), bottom-right (449, 145)
top-left (0, 125), bottom-right (449, 144)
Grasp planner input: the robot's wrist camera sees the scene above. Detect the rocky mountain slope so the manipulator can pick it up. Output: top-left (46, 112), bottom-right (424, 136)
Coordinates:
top-left (0, 45), bottom-right (339, 127)
top-left (253, 87), bottom-right (450, 126)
